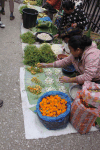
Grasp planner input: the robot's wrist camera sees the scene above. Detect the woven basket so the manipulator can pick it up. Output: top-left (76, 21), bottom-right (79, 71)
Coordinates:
top-left (36, 91), bottom-right (71, 130)
top-left (83, 31), bottom-right (100, 40)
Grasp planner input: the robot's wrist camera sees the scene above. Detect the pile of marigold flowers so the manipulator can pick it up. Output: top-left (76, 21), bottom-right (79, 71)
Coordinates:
top-left (39, 95), bottom-right (67, 117)
top-left (27, 65), bottom-right (43, 75)
top-left (27, 85), bottom-right (42, 95)
top-left (31, 77), bottom-right (40, 84)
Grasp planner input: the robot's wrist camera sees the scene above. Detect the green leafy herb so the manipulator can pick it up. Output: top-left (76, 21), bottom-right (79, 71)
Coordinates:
top-left (53, 37), bottom-right (63, 44)
top-left (36, 0), bottom-right (43, 6)
top-left (39, 43), bottom-right (57, 63)
top-left (23, 45), bottom-right (40, 66)
top-left (19, 5), bottom-right (28, 14)
top-left (20, 31), bottom-right (36, 44)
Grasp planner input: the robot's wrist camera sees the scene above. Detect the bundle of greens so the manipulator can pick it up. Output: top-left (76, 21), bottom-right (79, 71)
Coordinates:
top-left (30, 22), bottom-right (58, 36)
top-left (27, 66), bottom-right (43, 74)
top-left (39, 43), bottom-right (56, 63)
top-left (23, 45), bottom-right (40, 66)
top-left (36, 0), bottom-right (43, 6)
top-left (19, 5), bottom-right (28, 14)
top-left (20, 31), bottom-right (36, 44)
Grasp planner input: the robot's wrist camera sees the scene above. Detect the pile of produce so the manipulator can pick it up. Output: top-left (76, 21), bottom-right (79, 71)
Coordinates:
top-left (39, 95), bottom-right (67, 117)
top-left (36, 0), bottom-right (43, 6)
top-left (20, 32), bottom-right (36, 44)
top-left (27, 66), bottom-right (43, 75)
top-left (37, 32), bottom-right (52, 41)
top-left (19, 5), bottom-right (28, 14)
top-left (23, 0), bottom-right (37, 5)
top-left (27, 85), bottom-right (42, 95)
top-left (23, 45), bottom-right (40, 66)
top-left (23, 44), bottom-right (56, 66)
top-left (38, 13), bottom-right (47, 18)
top-left (39, 43), bottom-right (56, 63)
top-left (31, 77), bottom-right (45, 87)
top-left (23, 0), bottom-right (42, 6)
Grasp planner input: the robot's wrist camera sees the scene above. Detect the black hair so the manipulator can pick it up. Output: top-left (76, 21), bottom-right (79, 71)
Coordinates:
top-left (62, 0), bottom-right (75, 10)
top-left (68, 35), bottom-right (92, 51)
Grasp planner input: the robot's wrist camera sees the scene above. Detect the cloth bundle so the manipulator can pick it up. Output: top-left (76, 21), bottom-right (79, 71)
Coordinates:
top-left (82, 81), bottom-right (100, 110)
top-left (70, 90), bottom-right (100, 134)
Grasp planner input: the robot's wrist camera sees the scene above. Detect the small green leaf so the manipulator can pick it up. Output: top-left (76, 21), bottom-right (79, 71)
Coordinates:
top-left (95, 117), bottom-right (100, 127)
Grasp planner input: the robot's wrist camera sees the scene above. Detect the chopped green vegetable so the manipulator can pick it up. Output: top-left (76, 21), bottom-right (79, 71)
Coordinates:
top-left (20, 31), bottom-right (36, 44)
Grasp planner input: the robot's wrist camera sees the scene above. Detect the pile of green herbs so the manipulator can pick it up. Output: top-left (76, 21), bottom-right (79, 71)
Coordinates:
top-left (20, 32), bottom-right (36, 44)
top-left (39, 43), bottom-right (56, 63)
top-left (53, 37), bottom-right (63, 44)
top-left (23, 43), bottom-right (56, 66)
top-left (30, 22), bottom-right (58, 36)
top-left (19, 5), bottom-right (28, 14)
top-left (36, 0), bottom-right (43, 6)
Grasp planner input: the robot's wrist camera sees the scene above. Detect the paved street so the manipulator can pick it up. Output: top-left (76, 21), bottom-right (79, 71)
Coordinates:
top-left (0, 1), bottom-right (100, 150)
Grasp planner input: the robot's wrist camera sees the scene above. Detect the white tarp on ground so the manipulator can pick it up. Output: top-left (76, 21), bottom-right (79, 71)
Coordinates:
top-left (20, 67), bottom-right (98, 139)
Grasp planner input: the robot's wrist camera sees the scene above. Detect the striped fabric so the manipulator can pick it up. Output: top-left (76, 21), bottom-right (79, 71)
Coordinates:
top-left (70, 91), bottom-right (98, 134)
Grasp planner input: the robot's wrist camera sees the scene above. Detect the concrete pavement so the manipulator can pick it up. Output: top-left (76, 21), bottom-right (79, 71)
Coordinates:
top-left (0, 1), bottom-right (100, 150)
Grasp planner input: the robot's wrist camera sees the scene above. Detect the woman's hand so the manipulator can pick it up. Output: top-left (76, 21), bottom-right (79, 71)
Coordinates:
top-left (59, 76), bottom-right (70, 83)
top-left (36, 63), bottom-right (48, 68)
top-left (54, 34), bottom-right (59, 38)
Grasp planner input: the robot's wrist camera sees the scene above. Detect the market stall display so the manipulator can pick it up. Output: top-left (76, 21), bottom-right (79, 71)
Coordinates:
top-left (25, 67), bottom-right (69, 105)
top-left (19, 3), bottom-right (100, 133)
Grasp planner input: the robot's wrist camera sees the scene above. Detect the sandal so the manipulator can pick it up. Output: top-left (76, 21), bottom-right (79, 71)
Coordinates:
top-left (0, 21), bottom-right (5, 28)
top-left (10, 16), bottom-right (15, 20)
top-left (0, 99), bottom-right (3, 107)
top-left (0, 10), bottom-right (5, 15)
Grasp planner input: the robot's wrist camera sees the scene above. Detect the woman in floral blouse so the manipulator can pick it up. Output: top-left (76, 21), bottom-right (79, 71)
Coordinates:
top-left (54, 0), bottom-right (88, 42)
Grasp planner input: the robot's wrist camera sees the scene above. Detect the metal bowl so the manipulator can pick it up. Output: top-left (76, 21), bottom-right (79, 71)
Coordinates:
top-left (69, 84), bottom-right (82, 100)
top-left (35, 32), bottom-right (54, 43)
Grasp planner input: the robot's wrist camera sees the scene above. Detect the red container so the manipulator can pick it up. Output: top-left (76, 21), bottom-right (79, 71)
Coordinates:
top-left (57, 54), bottom-right (68, 60)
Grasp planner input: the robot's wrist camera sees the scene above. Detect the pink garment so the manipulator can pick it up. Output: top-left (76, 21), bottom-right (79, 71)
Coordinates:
top-left (54, 42), bottom-right (100, 84)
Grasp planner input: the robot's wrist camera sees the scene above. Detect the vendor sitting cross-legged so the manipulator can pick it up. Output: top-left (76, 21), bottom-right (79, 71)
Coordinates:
top-left (54, 0), bottom-right (88, 42)
top-left (37, 35), bottom-right (100, 85)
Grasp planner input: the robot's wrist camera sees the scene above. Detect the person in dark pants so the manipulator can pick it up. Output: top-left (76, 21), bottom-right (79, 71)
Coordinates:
top-left (54, 0), bottom-right (88, 42)
top-left (0, 0), bottom-right (15, 20)
top-left (0, 2), bottom-right (5, 28)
